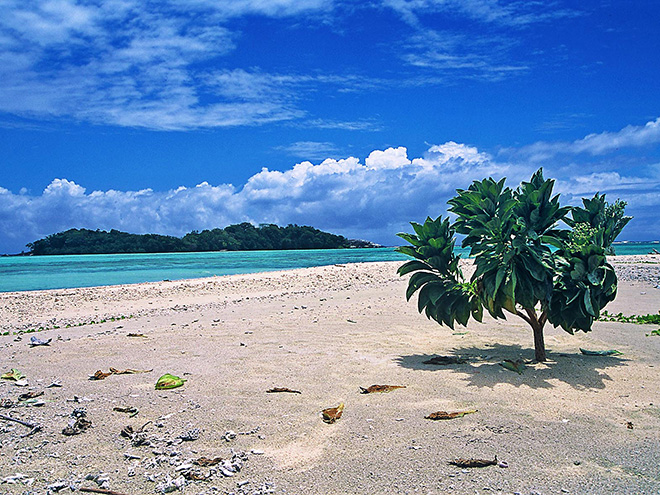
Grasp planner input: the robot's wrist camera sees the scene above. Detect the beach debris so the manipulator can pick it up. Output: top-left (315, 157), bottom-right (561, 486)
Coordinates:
top-left (359, 385), bottom-right (406, 394)
top-left (29, 336), bottom-right (52, 346)
top-left (62, 408), bottom-right (92, 436)
top-left (646, 329), bottom-right (660, 337)
top-left (80, 488), bottom-right (130, 495)
top-left (127, 333), bottom-right (147, 338)
top-left (347, 319), bottom-right (357, 323)
top-left (179, 427), bottom-right (200, 441)
top-left (155, 373), bottom-right (186, 390)
top-left (425, 410), bottom-right (477, 420)
top-left (626, 421), bottom-right (634, 429)
top-left (266, 387), bottom-right (301, 394)
top-left (423, 356), bottom-right (468, 365)
top-left (109, 367), bottom-right (153, 375)
top-left (90, 370), bottom-right (113, 380)
top-left (498, 460), bottom-right (509, 468)
top-left (579, 348), bottom-right (623, 356)
top-left (46, 380), bottom-right (62, 388)
top-left (14, 379), bottom-right (29, 387)
top-left (90, 368), bottom-right (153, 380)
top-left (223, 430), bottom-right (237, 442)
top-left (0, 398), bottom-right (13, 408)
top-left (1, 368), bottom-right (24, 381)
top-left (499, 359), bottom-right (525, 374)
top-left (18, 390), bottom-right (44, 401)
top-left (449, 456), bottom-right (498, 468)
top-left (321, 403), bottom-right (344, 424)
top-left (0, 413), bottom-right (42, 437)
top-left (194, 456), bottom-right (223, 466)
top-left (113, 406), bottom-right (139, 417)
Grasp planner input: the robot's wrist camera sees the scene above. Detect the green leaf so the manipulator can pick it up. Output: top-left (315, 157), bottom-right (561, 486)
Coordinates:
top-left (155, 373), bottom-right (186, 390)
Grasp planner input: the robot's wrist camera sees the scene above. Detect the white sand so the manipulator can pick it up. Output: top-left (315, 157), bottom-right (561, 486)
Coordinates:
top-left (1, 257), bottom-right (659, 494)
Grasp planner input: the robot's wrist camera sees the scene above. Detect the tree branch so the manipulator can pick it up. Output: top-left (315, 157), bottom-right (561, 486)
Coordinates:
top-left (516, 309), bottom-right (533, 326)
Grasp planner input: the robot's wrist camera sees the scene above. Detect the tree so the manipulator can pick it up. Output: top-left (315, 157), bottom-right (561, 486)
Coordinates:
top-left (397, 169), bottom-right (631, 362)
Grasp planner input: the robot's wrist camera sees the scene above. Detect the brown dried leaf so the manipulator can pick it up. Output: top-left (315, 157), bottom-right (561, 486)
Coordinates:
top-left (90, 370), bottom-right (112, 380)
top-left (425, 410), bottom-right (478, 420)
top-left (193, 456), bottom-right (223, 467)
top-left (449, 456), bottom-right (497, 468)
top-left (449, 456), bottom-right (497, 467)
top-left (423, 356), bottom-right (468, 365)
top-left (182, 470), bottom-right (208, 481)
top-left (266, 387), bottom-right (302, 394)
top-left (127, 333), bottom-right (147, 338)
top-left (321, 402), bottom-right (344, 424)
top-left (359, 385), bottom-right (406, 394)
top-left (62, 418), bottom-right (92, 436)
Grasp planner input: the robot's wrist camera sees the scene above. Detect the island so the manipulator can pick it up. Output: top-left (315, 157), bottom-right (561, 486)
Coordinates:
top-left (25, 223), bottom-right (381, 255)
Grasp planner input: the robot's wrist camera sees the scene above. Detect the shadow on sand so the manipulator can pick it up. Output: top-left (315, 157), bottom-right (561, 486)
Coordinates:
top-left (394, 343), bottom-right (628, 390)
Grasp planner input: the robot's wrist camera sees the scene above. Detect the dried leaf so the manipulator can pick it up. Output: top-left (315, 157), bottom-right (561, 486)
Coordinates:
top-left (155, 373), bottom-right (186, 390)
top-left (90, 370), bottom-right (112, 380)
top-left (266, 387), bottom-right (302, 394)
top-left (425, 409), bottom-right (477, 420)
top-left (62, 418), bottom-right (92, 436)
top-left (626, 421), bottom-right (634, 430)
top-left (113, 406), bottom-right (139, 417)
top-left (579, 348), bottom-right (622, 356)
top-left (120, 425), bottom-right (134, 438)
top-left (423, 356), bottom-right (468, 365)
top-left (193, 456), bottom-right (223, 467)
top-left (449, 456), bottom-right (498, 468)
top-left (321, 403), bottom-right (344, 424)
top-left (359, 385), bottom-right (406, 394)
top-left (182, 470), bottom-right (207, 481)
top-left (109, 367), bottom-right (153, 375)
top-left (18, 391), bottom-right (44, 401)
top-left (1, 369), bottom-right (23, 381)
top-left (127, 333), bottom-right (147, 338)
top-left (499, 359), bottom-right (524, 374)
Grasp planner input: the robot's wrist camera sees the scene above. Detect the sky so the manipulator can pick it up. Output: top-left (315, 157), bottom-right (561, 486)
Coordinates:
top-left (0, 0), bottom-right (659, 254)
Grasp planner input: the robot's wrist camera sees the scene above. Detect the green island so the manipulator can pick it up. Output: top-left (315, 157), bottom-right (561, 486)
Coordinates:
top-left (26, 223), bottom-right (380, 255)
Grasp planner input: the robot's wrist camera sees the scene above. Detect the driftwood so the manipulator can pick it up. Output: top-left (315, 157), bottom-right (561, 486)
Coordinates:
top-left (0, 413), bottom-right (42, 437)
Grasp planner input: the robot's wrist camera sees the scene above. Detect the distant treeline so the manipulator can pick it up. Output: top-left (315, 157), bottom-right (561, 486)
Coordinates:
top-left (26, 224), bottom-right (380, 255)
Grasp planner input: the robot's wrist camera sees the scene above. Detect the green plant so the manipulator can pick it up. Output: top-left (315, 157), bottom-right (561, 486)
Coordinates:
top-left (397, 169), bottom-right (631, 361)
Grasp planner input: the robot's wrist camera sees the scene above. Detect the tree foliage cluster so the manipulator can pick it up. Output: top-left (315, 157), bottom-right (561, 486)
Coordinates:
top-left (27, 223), bottom-right (376, 255)
top-left (397, 169), bottom-right (632, 361)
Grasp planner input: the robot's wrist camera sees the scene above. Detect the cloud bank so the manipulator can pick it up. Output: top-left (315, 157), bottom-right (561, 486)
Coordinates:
top-left (2, 118), bottom-right (660, 253)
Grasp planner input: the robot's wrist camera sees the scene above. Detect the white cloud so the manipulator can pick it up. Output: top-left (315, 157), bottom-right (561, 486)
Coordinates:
top-left (2, 120), bottom-right (659, 253)
top-left (0, 142), bottom-right (505, 253)
top-left (277, 141), bottom-right (341, 160)
top-left (506, 117), bottom-right (660, 162)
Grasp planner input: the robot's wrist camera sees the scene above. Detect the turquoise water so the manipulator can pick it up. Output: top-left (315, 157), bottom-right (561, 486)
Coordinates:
top-left (0, 242), bottom-right (656, 293)
top-left (0, 248), bottom-right (410, 292)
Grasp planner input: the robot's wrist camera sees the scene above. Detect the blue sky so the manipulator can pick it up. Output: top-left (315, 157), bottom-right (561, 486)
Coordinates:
top-left (1, 0), bottom-right (659, 254)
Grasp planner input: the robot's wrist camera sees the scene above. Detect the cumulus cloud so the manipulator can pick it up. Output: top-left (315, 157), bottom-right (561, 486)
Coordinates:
top-left (0, 143), bottom-right (506, 253)
top-left (2, 122), bottom-right (659, 253)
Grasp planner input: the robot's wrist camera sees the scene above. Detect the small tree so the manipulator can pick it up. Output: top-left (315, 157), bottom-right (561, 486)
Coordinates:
top-left (397, 169), bottom-right (631, 361)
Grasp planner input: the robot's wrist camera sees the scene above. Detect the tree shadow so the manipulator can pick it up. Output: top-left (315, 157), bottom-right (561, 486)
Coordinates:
top-left (394, 343), bottom-right (628, 390)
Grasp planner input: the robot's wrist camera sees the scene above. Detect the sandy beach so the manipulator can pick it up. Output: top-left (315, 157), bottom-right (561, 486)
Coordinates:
top-left (1, 256), bottom-right (659, 495)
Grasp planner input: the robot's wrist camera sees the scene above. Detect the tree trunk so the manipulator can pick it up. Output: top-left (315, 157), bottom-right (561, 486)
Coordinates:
top-left (520, 308), bottom-right (547, 362)
top-left (532, 320), bottom-right (546, 362)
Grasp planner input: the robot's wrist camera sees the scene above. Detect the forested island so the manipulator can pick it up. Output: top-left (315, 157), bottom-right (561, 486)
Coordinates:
top-left (25, 224), bottom-right (380, 255)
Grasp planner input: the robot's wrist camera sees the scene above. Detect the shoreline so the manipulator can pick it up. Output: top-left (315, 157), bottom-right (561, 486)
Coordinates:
top-left (1, 258), bottom-right (659, 494)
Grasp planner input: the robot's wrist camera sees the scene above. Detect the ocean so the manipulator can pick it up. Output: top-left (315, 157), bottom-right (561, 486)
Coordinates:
top-left (1, 242), bottom-right (657, 293)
